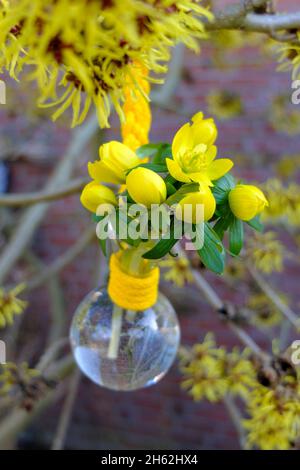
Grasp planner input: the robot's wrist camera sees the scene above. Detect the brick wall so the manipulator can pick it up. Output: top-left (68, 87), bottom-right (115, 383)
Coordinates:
top-left (1, 0), bottom-right (299, 450)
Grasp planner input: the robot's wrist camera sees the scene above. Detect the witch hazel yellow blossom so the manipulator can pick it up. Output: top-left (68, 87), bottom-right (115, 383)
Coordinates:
top-left (0, 0), bottom-right (212, 127)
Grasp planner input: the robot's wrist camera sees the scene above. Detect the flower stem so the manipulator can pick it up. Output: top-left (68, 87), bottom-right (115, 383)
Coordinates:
top-left (107, 304), bottom-right (123, 360)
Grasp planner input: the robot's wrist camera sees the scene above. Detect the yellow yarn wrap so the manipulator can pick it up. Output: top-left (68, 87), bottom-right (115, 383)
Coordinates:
top-left (121, 62), bottom-right (151, 150)
top-left (108, 253), bottom-right (160, 311)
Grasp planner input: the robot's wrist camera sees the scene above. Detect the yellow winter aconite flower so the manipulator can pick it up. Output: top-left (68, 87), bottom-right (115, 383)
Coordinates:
top-left (88, 141), bottom-right (140, 185)
top-left (161, 257), bottom-right (193, 288)
top-left (0, 0), bottom-right (212, 127)
top-left (175, 186), bottom-right (216, 223)
top-left (126, 167), bottom-right (167, 207)
top-left (228, 184), bottom-right (268, 221)
top-left (0, 284), bottom-right (27, 328)
top-left (166, 112), bottom-right (233, 185)
top-left (80, 182), bottom-right (117, 213)
top-left (246, 232), bottom-right (285, 274)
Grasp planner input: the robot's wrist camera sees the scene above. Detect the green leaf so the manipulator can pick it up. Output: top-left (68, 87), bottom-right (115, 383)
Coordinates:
top-left (92, 214), bottom-right (104, 223)
top-left (214, 173), bottom-right (236, 191)
top-left (153, 143), bottom-right (172, 165)
top-left (142, 237), bottom-right (178, 259)
top-left (212, 174), bottom-right (235, 205)
top-left (136, 143), bottom-right (163, 159)
top-left (229, 217), bottom-right (244, 256)
top-left (166, 182), bottom-right (177, 196)
top-left (126, 162), bottom-right (168, 174)
top-left (166, 182), bottom-right (200, 206)
top-left (247, 215), bottom-right (264, 232)
top-left (164, 174), bottom-right (177, 185)
top-left (213, 212), bottom-right (234, 239)
top-left (136, 143), bottom-right (171, 166)
top-left (98, 237), bottom-right (107, 257)
top-left (142, 219), bottom-right (179, 259)
top-left (113, 209), bottom-right (141, 247)
top-left (197, 223), bottom-right (225, 274)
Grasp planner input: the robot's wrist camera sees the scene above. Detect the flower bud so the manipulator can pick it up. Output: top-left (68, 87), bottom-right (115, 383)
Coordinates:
top-left (88, 141), bottom-right (140, 185)
top-left (126, 167), bottom-right (167, 207)
top-left (228, 184), bottom-right (268, 221)
top-left (80, 181), bottom-right (117, 213)
top-left (175, 186), bottom-right (216, 224)
top-left (191, 111), bottom-right (218, 146)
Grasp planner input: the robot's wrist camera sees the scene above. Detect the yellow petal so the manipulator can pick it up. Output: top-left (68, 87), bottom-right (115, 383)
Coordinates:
top-left (100, 141), bottom-right (140, 170)
top-left (88, 161), bottom-right (123, 185)
top-left (80, 181), bottom-right (116, 213)
top-left (191, 117), bottom-right (218, 147)
top-left (246, 185), bottom-right (269, 210)
top-left (228, 189), bottom-right (259, 221)
top-left (188, 172), bottom-right (213, 186)
top-left (175, 188), bottom-right (216, 223)
top-left (191, 111), bottom-right (204, 123)
top-left (228, 184), bottom-right (268, 221)
top-left (207, 158), bottom-right (233, 181)
top-left (205, 145), bottom-right (217, 164)
top-left (166, 158), bottom-right (191, 183)
top-left (172, 123), bottom-right (192, 160)
top-left (126, 167), bottom-right (167, 207)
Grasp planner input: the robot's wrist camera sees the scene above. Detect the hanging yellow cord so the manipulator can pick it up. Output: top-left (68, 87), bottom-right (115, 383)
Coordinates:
top-left (121, 62), bottom-right (151, 151)
top-left (108, 253), bottom-right (160, 311)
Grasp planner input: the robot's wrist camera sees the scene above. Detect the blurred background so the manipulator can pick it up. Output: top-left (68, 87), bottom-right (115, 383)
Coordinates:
top-left (0, 0), bottom-right (299, 450)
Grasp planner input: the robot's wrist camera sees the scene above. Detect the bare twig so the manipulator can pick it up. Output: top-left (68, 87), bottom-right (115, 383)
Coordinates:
top-left (46, 276), bottom-right (67, 346)
top-left (0, 113), bottom-right (98, 284)
top-left (25, 226), bottom-right (95, 292)
top-left (37, 338), bottom-right (69, 373)
top-left (207, 1), bottom-right (300, 36)
top-left (247, 264), bottom-right (300, 330)
top-left (223, 395), bottom-right (246, 449)
top-left (51, 369), bottom-right (81, 450)
top-left (192, 269), bottom-right (268, 360)
top-left (244, 12), bottom-right (300, 33)
top-left (151, 44), bottom-right (185, 105)
top-left (0, 177), bottom-right (89, 207)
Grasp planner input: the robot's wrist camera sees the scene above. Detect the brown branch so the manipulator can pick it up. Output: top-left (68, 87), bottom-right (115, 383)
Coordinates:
top-left (0, 177), bottom-right (89, 207)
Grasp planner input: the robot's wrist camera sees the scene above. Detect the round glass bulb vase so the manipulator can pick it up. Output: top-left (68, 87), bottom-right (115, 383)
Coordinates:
top-left (70, 288), bottom-right (180, 391)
